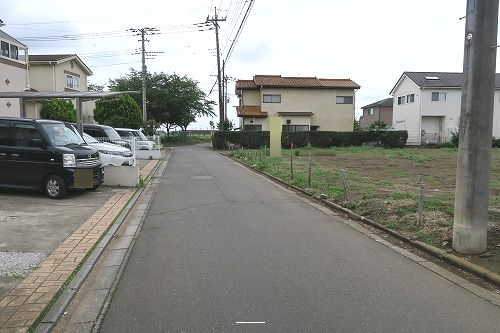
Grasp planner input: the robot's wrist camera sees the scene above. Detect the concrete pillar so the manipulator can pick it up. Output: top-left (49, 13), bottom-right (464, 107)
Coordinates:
top-left (453, 0), bottom-right (499, 254)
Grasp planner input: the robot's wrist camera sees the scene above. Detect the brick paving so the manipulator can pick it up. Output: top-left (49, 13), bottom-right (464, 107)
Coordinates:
top-left (0, 190), bottom-right (133, 332)
top-left (139, 160), bottom-right (159, 179)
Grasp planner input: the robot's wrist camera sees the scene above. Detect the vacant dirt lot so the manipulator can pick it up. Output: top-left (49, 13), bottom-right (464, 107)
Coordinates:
top-left (230, 147), bottom-right (500, 273)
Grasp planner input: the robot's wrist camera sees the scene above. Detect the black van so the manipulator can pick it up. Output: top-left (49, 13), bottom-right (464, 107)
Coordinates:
top-left (0, 117), bottom-right (104, 199)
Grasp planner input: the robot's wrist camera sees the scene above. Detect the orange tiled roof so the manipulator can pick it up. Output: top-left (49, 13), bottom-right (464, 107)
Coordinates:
top-left (236, 106), bottom-right (268, 118)
top-left (236, 75), bottom-right (360, 90)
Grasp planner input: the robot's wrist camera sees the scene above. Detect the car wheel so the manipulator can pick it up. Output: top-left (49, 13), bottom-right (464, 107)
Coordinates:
top-left (44, 175), bottom-right (67, 199)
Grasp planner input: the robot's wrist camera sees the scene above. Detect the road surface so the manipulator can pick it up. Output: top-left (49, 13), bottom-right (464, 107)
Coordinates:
top-left (101, 144), bottom-right (500, 332)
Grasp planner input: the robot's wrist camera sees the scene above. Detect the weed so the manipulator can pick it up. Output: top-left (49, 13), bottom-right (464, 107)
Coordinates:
top-left (137, 175), bottom-right (146, 188)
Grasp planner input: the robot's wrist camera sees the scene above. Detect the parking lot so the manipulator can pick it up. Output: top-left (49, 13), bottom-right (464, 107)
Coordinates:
top-left (0, 159), bottom-right (153, 299)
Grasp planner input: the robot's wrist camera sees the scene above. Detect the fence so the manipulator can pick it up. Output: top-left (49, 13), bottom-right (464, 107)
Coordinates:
top-left (227, 145), bottom-right (471, 248)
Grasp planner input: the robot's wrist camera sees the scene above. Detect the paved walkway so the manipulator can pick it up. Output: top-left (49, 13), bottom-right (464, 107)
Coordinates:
top-left (0, 159), bottom-right (159, 332)
top-left (100, 145), bottom-right (500, 332)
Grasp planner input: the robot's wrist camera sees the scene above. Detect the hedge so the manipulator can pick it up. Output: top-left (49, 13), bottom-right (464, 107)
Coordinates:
top-left (212, 130), bottom-right (408, 149)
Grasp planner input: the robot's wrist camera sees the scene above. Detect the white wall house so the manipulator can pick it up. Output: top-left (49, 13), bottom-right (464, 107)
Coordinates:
top-left (0, 30), bottom-right (28, 117)
top-left (236, 75), bottom-right (360, 132)
top-left (391, 71), bottom-right (500, 145)
top-left (27, 54), bottom-right (94, 121)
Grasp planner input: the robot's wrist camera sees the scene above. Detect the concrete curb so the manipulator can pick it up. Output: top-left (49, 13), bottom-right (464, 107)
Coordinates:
top-left (91, 151), bottom-right (171, 333)
top-left (34, 159), bottom-right (165, 333)
top-left (225, 153), bottom-right (500, 289)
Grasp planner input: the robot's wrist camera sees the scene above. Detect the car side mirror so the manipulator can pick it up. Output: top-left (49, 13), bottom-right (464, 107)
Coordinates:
top-left (29, 138), bottom-right (45, 149)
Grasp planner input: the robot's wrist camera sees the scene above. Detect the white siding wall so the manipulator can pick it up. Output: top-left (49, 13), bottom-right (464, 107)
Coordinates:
top-left (421, 88), bottom-right (461, 141)
top-left (0, 62), bottom-right (27, 117)
top-left (392, 76), bottom-right (421, 144)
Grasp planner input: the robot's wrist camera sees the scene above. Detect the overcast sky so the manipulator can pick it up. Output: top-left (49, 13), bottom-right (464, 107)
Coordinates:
top-left (0, 0), bottom-right (493, 129)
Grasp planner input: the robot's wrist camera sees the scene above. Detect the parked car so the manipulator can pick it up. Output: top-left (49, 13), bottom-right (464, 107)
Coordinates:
top-left (115, 128), bottom-right (157, 150)
top-left (0, 117), bottom-right (104, 199)
top-left (82, 133), bottom-right (134, 167)
top-left (82, 124), bottom-right (131, 149)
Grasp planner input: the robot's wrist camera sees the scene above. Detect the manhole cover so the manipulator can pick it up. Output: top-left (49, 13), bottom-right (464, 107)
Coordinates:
top-left (0, 215), bottom-right (18, 224)
top-left (189, 176), bottom-right (214, 180)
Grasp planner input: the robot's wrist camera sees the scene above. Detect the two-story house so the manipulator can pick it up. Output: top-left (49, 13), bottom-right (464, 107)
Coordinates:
top-left (26, 54), bottom-right (94, 120)
top-left (359, 98), bottom-right (393, 129)
top-left (390, 71), bottom-right (500, 145)
top-left (235, 75), bottom-right (360, 131)
top-left (0, 29), bottom-right (28, 117)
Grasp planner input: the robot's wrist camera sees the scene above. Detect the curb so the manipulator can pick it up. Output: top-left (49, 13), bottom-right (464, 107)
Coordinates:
top-left (92, 151), bottom-right (170, 332)
top-left (225, 153), bottom-right (500, 289)
top-left (33, 159), bottom-right (164, 333)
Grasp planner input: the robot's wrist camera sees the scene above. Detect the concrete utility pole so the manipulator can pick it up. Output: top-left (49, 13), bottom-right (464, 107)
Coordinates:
top-left (207, 8), bottom-right (226, 129)
top-left (453, 0), bottom-right (499, 254)
top-left (130, 27), bottom-right (159, 122)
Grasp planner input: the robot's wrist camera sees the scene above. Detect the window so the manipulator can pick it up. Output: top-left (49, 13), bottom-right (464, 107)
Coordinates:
top-left (336, 96), bottom-right (353, 104)
top-left (310, 126), bottom-right (319, 131)
top-left (286, 119), bottom-right (291, 124)
top-left (431, 92), bottom-right (447, 102)
top-left (282, 125), bottom-right (309, 132)
top-left (1, 41), bottom-right (9, 58)
top-left (9, 44), bottom-right (18, 60)
top-left (13, 124), bottom-right (43, 147)
top-left (243, 125), bottom-right (262, 131)
top-left (368, 108), bottom-right (374, 115)
top-left (406, 94), bottom-right (415, 103)
top-left (0, 121), bottom-right (13, 146)
top-left (66, 74), bottom-right (80, 91)
top-left (263, 94), bottom-right (281, 103)
top-left (397, 96), bottom-right (406, 105)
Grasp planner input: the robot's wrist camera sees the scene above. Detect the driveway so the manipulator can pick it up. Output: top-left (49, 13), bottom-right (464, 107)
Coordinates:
top-left (0, 159), bottom-right (152, 299)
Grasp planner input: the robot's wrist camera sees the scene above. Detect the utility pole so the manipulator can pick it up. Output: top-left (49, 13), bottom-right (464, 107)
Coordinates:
top-left (207, 7), bottom-right (226, 129)
top-left (453, 0), bottom-right (499, 254)
top-left (130, 27), bottom-right (159, 122)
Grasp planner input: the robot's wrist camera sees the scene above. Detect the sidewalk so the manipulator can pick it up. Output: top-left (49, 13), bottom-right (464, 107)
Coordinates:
top-left (0, 159), bottom-right (160, 332)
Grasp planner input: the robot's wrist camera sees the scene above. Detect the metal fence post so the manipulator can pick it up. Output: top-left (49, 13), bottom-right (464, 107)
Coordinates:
top-left (307, 144), bottom-right (312, 187)
top-left (290, 142), bottom-right (294, 177)
top-left (341, 168), bottom-right (350, 201)
top-left (417, 175), bottom-right (426, 226)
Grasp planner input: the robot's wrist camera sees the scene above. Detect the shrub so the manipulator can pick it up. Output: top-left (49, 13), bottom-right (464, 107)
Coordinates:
top-left (94, 94), bottom-right (143, 129)
top-left (40, 99), bottom-right (76, 122)
top-left (212, 130), bottom-right (408, 149)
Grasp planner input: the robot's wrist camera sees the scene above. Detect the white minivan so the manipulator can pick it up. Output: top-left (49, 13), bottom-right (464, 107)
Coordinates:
top-left (83, 133), bottom-right (134, 166)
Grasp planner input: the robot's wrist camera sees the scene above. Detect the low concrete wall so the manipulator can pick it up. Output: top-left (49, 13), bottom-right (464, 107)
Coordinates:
top-left (103, 165), bottom-right (139, 187)
top-left (136, 149), bottom-right (161, 160)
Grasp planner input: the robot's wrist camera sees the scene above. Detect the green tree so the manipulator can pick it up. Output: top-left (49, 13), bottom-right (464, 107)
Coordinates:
top-left (353, 119), bottom-right (361, 131)
top-left (108, 70), bottom-right (215, 134)
top-left (143, 119), bottom-right (160, 136)
top-left (217, 119), bottom-right (234, 131)
top-left (40, 99), bottom-right (76, 122)
top-left (93, 94), bottom-right (143, 129)
top-left (88, 83), bottom-right (105, 91)
top-left (367, 121), bottom-right (388, 131)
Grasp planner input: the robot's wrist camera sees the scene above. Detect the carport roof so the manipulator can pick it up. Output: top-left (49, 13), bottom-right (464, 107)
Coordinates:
top-left (0, 91), bottom-right (138, 101)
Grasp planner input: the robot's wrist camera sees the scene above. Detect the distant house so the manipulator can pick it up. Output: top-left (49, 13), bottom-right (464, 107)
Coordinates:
top-left (0, 29), bottom-right (28, 117)
top-left (235, 75), bottom-right (360, 131)
top-left (27, 54), bottom-right (94, 120)
top-left (359, 98), bottom-right (393, 129)
top-left (390, 71), bottom-right (500, 145)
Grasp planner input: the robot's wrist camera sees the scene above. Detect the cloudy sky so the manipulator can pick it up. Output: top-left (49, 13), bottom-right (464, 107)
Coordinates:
top-left (0, 0), bottom-right (490, 129)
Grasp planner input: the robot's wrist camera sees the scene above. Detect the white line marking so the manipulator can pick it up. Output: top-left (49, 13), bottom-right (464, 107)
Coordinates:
top-left (235, 322), bottom-right (265, 324)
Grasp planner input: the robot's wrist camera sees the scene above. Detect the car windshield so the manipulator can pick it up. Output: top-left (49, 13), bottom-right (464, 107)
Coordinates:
top-left (83, 133), bottom-right (99, 144)
top-left (136, 131), bottom-right (148, 141)
top-left (41, 123), bottom-right (85, 146)
top-left (104, 128), bottom-right (122, 141)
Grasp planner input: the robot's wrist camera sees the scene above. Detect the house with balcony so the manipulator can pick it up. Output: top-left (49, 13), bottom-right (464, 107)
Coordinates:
top-left (390, 71), bottom-right (500, 145)
top-left (235, 75), bottom-right (360, 131)
top-left (0, 29), bottom-right (28, 117)
top-left (359, 98), bottom-right (393, 129)
top-left (26, 54), bottom-right (94, 120)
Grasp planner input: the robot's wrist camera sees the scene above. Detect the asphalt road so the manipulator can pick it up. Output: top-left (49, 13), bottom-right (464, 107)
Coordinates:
top-left (101, 144), bottom-right (500, 332)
